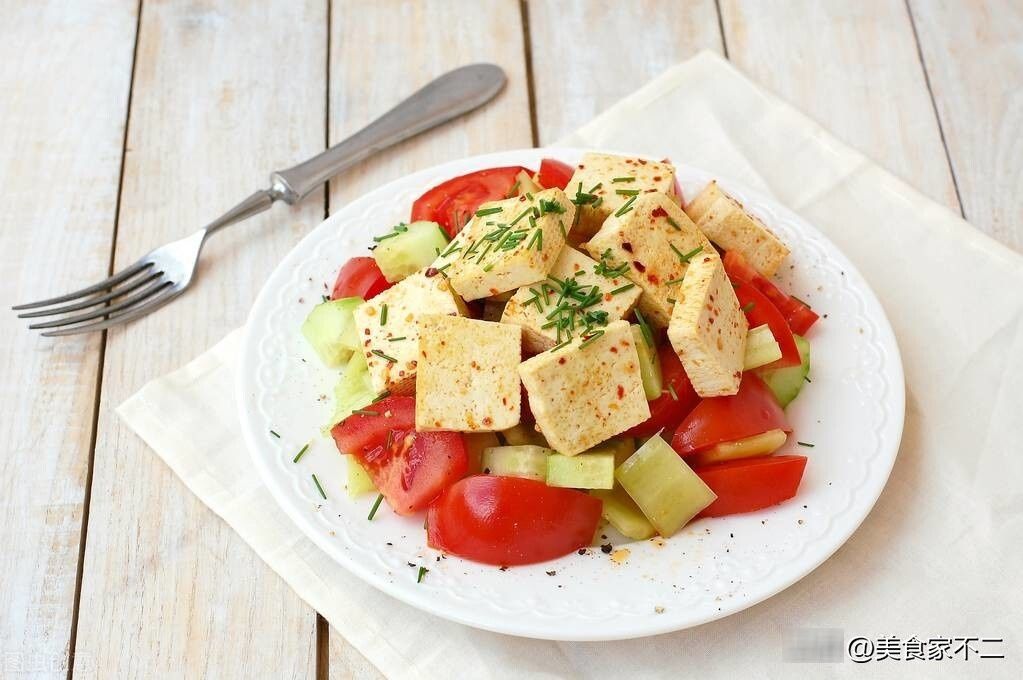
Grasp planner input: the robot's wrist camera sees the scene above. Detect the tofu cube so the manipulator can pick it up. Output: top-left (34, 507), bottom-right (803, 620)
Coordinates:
top-left (501, 246), bottom-right (642, 354)
top-left (442, 188), bottom-right (575, 301)
top-left (565, 153), bottom-right (679, 241)
top-left (684, 181), bottom-right (789, 277)
top-left (667, 252), bottom-right (748, 397)
top-left (415, 315), bottom-right (521, 431)
top-left (584, 192), bottom-right (712, 329)
top-left (518, 320), bottom-right (649, 456)
top-left (353, 271), bottom-right (465, 394)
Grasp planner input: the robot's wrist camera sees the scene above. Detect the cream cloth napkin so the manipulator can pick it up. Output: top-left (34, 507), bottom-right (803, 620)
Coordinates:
top-left (120, 51), bottom-right (1023, 679)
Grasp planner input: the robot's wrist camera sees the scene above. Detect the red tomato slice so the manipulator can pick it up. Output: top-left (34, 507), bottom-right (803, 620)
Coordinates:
top-left (411, 166), bottom-right (529, 238)
top-left (625, 343), bottom-right (700, 437)
top-left (733, 280), bottom-right (801, 368)
top-left (723, 251), bottom-right (819, 335)
top-left (536, 158), bottom-right (574, 190)
top-left (427, 475), bottom-right (602, 565)
top-left (695, 455), bottom-right (807, 517)
top-left (331, 396), bottom-right (466, 515)
top-left (671, 373), bottom-right (791, 456)
top-left (331, 257), bottom-right (392, 301)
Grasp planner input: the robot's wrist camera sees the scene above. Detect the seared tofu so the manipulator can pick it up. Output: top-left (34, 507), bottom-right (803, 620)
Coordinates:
top-left (684, 181), bottom-right (789, 277)
top-left (667, 252), bottom-right (748, 397)
top-left (500, 247), bottom-right (641, 354)
top-left (584, 192), bottom-right (712, 329)
top-left (565, 153), bottom-right (679, 241)
top-left (442, 188), bottom-right (575, 301)
top-left (518, 320), bottom-right (649, 456)
top-left (353, 271), bottom-right (465, 395)
top-left (415, 315), bottom-right (521, 431)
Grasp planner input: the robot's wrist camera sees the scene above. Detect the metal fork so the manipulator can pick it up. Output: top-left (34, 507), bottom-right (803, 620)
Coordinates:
top-left (14, 64), bottom-right (506, 336)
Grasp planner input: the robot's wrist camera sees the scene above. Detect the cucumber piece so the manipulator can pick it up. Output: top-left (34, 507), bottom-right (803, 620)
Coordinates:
top-left (615, 436), bottom-right (717, 537)
top-left (464, 432), bottom-right (501, 474)
top-left (688, 428), bottom-right (787, 467)
top-left (324, 352), bottom-right (376, 432)
top-left (481, 445), bottom-right (550, 481)
top-left (631, 325), bottom-right (663, 400)
top-left (547, 451), bottom-right (615, 489)
top-left (591, 487), bottom-right (656, 540)
top-left (743, 324), bottom-right (782, 370)
top-left (499, 423), bottom-right (548, 447)
top-left (756, 334), bottom-right (810, 407)
top-left (302, 297), bottom-right (362, 368)
top-left (372, 221), bottom-right (449, 282)
top-left (584, 437), bottom-right (636, 467)
top-left (346, 457), bottom-right (377, 497)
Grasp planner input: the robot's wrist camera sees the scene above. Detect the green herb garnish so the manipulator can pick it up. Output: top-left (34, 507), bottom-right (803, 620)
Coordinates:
top-left (671, 244), bottom-right (704, 263)
top-left (579, 330), bottom-right (605, 349)
top-left (797, 441), bottom-right (815, 448)
top-left (292, 443), bottom-right (310, 463)
top-left (367, 493), bottom-right (384, 520)
top-left (269, 430), bottom-right (280, 438)
top-left (614, 195), bottom-right (637, 217)
top-left (372, 350), bottom-right (397, 363)
top-left (352, 409), bottom-right (379, 417)
top-left (539, 198), bottom-right (565, 215)
top-left (380, 303), bottom-right (388, 325)
top-left (475, 206), bottom-right (503, 217)
top-left (312, 474), bottom-right (327, 500)
top-left (417, 566), bottom-right (429, 583)
top-left (615, 189), bottom-right (640, 196)
top-left (387, 336), bottom-right (406, 342)
top-left (609, 283), bottom-right (635, 296)
top-left (611, 176), bottom-right (635, 183)
top-left (634, 309), bottom-right (654, 348)
top-left (741, 302), bottom-right (755, 313)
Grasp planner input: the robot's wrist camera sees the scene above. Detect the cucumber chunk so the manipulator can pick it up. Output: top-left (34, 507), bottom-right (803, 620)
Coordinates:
top-left (591, 486), bottom-right (656, 540)
top-left (615, 435), bottom-right (717, 537)
top-left (302, 297), bottom-right (362, 368)
top-left (372, 221), bottom-right (449, 282)
top-left (324, 351), bottom-right (376, 432)
top-left (481, 445), bottom-right (550, 481)
top-left (756, 334), bottom-right (810, 407)
top-left (464, 432), bottom-right (501, 474)
top-left (499, 423), bottom-right (548, 447)
top-left (688, 428), bottom-right (787, 467)
top-left (631, 325), bottom-right (663, 400)
top-left (547, 451), bottom-right (615, 489)
top-left (583, 437), bottom-right (636, 468)
top-left (743, 324), bottom-right (783, 370)
top-left (346, 457), bottom-right (377, 497)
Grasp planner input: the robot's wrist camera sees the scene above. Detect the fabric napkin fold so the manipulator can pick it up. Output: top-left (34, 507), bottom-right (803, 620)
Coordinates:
top-left (120, 50), bottom-right (1023, 679)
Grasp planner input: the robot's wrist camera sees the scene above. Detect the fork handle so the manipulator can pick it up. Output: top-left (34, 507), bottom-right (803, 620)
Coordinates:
top-left (268, 63), bottom-right (506, 204)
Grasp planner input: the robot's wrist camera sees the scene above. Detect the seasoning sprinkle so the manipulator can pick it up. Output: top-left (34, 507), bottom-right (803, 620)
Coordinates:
top-left (417, 566), bottom-right (429, 583)
top-left (367, 493), bottom-right (384, 520)
top-left (797, 441), bottom-right (815, 448)
top-left (292, 443), bottom-right (310, 463)
top-left (380, 303), bottom-right (388, 325)
top-left (372, 350), bottom-right (397, 363)
top-left (312, 474), bottom-right (327, 500)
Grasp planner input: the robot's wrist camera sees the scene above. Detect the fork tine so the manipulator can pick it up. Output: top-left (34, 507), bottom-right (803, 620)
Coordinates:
top-left (12, 260), bottom-right (152, 310)
top-left (40, 287), bottom-right (182, 337)
top-left (16, 271), bottom-right (162, 319)
top-left (28, 279), bottom-right (172, 329)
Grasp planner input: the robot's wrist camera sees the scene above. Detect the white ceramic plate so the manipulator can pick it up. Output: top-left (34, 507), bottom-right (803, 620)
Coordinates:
top-left (238, 148), bottom-right (904, 641)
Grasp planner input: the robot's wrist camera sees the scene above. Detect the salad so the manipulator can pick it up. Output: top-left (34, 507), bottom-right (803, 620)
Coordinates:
top-left (301, 153), bottom-right (819, 567)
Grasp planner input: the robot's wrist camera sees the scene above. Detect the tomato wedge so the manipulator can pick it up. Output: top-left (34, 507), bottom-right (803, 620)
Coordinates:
top-left (331, 257), bottom-right (392, 301)
top-left (733, 280), bottom-right (801, 368)
top-left (331, 396), bottom-right (466, 515)
top-left (625, 343), bottom-right (700, 437)
top-left (723, 251), bottom-right (819, 335)
top-left (427, 475), bottom-right (602, 565)
top-left (536, 158), bottom-right (574, 190)
top-left (411, 166), bottom-right (529, 237)
top-left (671, 373), bottom-right (790, 456)
top-left (695, 455), bottom-right (807, 517)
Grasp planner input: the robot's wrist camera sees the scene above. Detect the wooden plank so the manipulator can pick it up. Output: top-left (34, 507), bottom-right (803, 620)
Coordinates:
top-left (719, 0), bottom-right (961, 210)
top-left (326, 1), bottom-right (533, 676)
top-left (527, 0), bottom-right (725, 145)
top-left (72, 2), bottom-right (327, 677)
top-left (0, 1), bottom-right (137, 677)
top-left (910, 0), bottom-right (1023, 251)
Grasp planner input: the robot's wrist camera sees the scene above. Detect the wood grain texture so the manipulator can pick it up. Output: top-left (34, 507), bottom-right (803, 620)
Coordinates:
top-left (326, 1), bottom-right (533, 676)
top-left (526, 0), bottom-right (724, 144)
top-left (720, 0), bottom-right (961, 210)
top-left (0, 2), bottom-right (137, 677)
top-left (910, 0), bottom-right (1023, 251)
top-left (72, 2), bottom-right (327, 678)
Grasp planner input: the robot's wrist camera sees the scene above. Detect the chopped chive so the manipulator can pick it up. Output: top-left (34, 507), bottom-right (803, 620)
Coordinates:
top-left (483, 263), bottom-right (495, 272)
top-left (615, 189), bottom-right (640, 196)
top-left (436, 224), bottom-right (450, 243)
top-left (312, 474), bottom-right (327, 500)
top-left (558, 219), bottom-right (567, 238)
top-left (579, 330), bottom-right (604, 349)
top-left (609, 283), bottom-right (635, 296)
top-left (475, 206), bottom-right (503, 217)
top-left (592, 196), bottom-right (603, 208)
top-left (380, 303), bottom-right (388, 325)
top-left (527, 228), bottom-right (543, 251)
top-left (371, 350), bottom-right (397, 363)
top-left (387, 336), bottom-right (406, 342)
top-left (804, 376), bottom-right (812, 383)
top-left (440, 241), bottom-right (462, 258)
top-left (666, 277), bottom-right (685, 286)
top-left (667, 298), bottom-right (677, 304)
top-left (797, 441), bottom-right (815, 448)
top-left (269, 430), bottom-right (281, 438)
top-left (666, 217), bottom-right (681, 230)
top-left (614, 195), bottom-right (637, 217)
top-left (674, 245), bottom-right (704, 263)
top-left (528, 214), bottom-right (537, 229)
top-left (539, 198), bottom-right (565, 215)
top-left (741, 302), bottom-right (755, 313)
top-left (510, 208), bottom-right (531, 226)
top-left (667, 383), bottom-right (679, 401)
top-left (526, 192), bottom-right (535, 201)
top-left (550, 339), bottom-right (571, 352)
top-left (506, 180), bottom-right (520, 198)
top-left (292, 443), bottom-right (310, 463)
top-left (434, 247), bottom-right (440, 256)
top-left (634, 309), bottom-right (654, 348)
top-left (372, 231), bottom-right (400, 242)
top-left (417, 566), bottom-right (428, 583)
top-left (352, 409), bottom-right (379, 417)
top-left (372, 390), bottom-right (390, 403)
top-left (611, 176), bottom-right (635, 183)
top-left (321, 294), bottom-right (330, 303)
top-left (589, 182), bottom-right (603, 192)
top-left (367, 493), bottom-right (384, 520)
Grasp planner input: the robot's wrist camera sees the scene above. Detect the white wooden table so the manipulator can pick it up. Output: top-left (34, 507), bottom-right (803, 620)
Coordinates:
top-left (2, 1), bottom-right (1019, 677)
